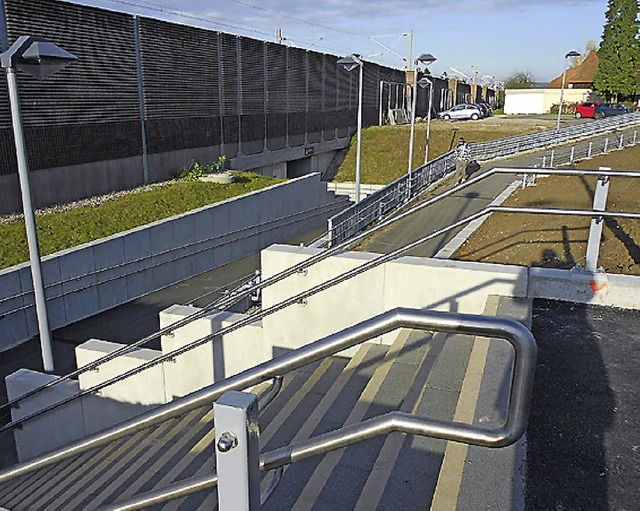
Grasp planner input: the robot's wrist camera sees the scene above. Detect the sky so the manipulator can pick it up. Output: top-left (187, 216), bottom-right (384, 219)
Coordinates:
top-left (69, 0), bottom-right (609, 83)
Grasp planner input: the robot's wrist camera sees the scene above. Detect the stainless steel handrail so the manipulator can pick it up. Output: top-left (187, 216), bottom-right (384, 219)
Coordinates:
top-left (100, 308), bottom-right (537, 511)
top-left (0, 307), bottom-right (534, 483)
top-left (3, 166), bottom-right (639, 431)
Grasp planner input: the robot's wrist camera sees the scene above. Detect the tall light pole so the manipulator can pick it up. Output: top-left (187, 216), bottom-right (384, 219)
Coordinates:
top-left (408, 52), bottom-right (437, 176)
top-left (1, 36), bottom-right (77, 372)
top-left (421, 77), bottom-right (434, 164)
top-left (338, 54), bottom-right (364, 204)
top-left (556, 50), bottom-right (580, 131)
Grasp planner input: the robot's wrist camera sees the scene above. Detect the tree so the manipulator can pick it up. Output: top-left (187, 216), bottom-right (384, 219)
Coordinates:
top-left (504, 71), bottom-right (535, 89)
top-left (593, 0), bottom-right (640, 101)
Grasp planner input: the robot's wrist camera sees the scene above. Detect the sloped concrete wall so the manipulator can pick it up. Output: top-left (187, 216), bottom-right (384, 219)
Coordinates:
top-left (0, 174), bottom-right (346, 352)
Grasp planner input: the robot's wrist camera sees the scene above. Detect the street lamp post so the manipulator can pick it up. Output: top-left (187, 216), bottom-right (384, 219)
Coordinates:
top-left (421, 77), bottom-right (434, 164)
top-left (1, 36), bottom-right (77, 372)
top-left (407, 53), bottom-right (436, 178)
top-left (338, 54), bottom-right (364, 204)
top-left (556, 50), bottom-right (580, 131)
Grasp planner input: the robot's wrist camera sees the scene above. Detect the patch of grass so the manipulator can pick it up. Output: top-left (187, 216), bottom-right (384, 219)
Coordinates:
top-left (334, 120), bottom-right (549, 184)
top-left (0, 172), bottom-right (283, 270)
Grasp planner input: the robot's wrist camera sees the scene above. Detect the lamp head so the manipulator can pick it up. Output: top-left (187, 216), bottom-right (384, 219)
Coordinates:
top-left (337, 54), bottom-right (363, 72)
top-left (1, 36), bottom-right (77, 79)
top-left (565, 50), bottom-right (580, 59)
top-left (416, 52), bottom-right (437, 66)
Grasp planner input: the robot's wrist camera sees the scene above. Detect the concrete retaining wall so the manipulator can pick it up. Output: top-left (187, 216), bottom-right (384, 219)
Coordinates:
top-left (0, 174), bottom-right (347, 352)
top-left (260, 245), bottom-right (528, 353)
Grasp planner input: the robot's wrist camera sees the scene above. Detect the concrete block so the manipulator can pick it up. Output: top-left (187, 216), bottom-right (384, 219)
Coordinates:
top-left (0, 269), bottom-right (25, 315)
top-left (126, 267), bottom-right (154, 300)
top-left (92, 237), bottom-right (126, 283)
top-left (160, 305), bottom-right (216, 401)
top-left (123, 228), bottom-right (152, 272)
top-left (0, 311), bottom-right (30, 352)
top-left (76, 339), bottom-right (166, 435)
top-left (160, 305), bottom-right (269, 400)
top-left (63, 286), bottom-right (100, 325)
top-left (261, 245), bottom-right (386, 354)
top-left (528, 267), bottom-right (640, 309)
top-left (59, 246), bottom-right (96, 293)
top-left (6, 368), bottom-right (86, 462)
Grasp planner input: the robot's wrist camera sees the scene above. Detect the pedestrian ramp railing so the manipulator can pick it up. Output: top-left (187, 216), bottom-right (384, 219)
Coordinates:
top-left (326, 111), bottom-right (640, 246)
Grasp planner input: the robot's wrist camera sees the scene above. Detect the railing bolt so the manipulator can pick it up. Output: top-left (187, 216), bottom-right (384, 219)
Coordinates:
top-left (217, 431), bottom-right (239, 453)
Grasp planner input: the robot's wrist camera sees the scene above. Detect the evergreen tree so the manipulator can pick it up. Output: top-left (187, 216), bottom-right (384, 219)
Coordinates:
top-left (593, 0), bottom-right (640, 101)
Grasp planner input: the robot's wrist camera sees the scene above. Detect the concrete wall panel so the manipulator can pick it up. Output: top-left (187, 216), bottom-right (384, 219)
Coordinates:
top-left (6, 369), bottom-right (86, 462)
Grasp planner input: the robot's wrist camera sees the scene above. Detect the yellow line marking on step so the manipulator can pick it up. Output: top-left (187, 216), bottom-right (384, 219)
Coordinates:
top-left (430, 334), bottom-right (492, 511)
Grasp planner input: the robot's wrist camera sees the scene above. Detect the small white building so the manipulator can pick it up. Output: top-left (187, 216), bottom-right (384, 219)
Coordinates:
top-left (504, 88), bottom-right (591, 115)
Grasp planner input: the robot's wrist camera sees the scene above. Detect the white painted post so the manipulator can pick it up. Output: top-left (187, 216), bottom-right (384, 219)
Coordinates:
top-left (618, 134), bottom-right (624, 149)
top-left (215, 391), bottom-right (261, 511)
top-left (550, 150), bottom-right (555, 167)
top-left (570, 146), bottom-right (575, 164)
top-left (585, 167), bottom-right (611, 272)
top-left (603, 137), bottom-right (609, 153)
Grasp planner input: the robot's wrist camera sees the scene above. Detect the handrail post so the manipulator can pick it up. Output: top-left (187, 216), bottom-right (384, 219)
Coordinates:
top-left (214, 391), bottom-right (261, 511)
top-left (585, 168), bottom-right (611, 272)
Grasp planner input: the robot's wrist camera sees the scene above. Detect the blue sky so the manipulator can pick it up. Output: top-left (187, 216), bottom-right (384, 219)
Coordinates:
top-left (69, 0), bottom-right (608, 83)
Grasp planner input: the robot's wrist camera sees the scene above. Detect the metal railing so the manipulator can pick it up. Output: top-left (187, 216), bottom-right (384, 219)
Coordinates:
top-left (532, 126), bottom-right (638, 168)
top-left (0, 307), bottom-right (537, 510)
top-left (2, 166), bottom-right (639, 435)
top-left (327, 112), bottom-right (640, 245)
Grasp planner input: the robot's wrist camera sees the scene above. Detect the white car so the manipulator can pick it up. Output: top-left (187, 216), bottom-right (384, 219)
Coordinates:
top-left (438, 103), bottom-right (482, 121)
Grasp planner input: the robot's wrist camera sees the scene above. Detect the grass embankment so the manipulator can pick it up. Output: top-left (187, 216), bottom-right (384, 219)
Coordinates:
top-left (334, 120), bottom-right (549, 184)
top-left (0, 172), bottom-right (283, 270)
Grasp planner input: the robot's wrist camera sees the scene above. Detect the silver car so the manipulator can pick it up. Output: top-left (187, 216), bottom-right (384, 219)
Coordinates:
top-left (438, 103), bottom-right (482, 121)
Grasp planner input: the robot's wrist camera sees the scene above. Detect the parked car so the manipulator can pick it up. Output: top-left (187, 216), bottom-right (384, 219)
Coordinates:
top-left (574, 101), bottom-right (600, 119)
top-left (438, 103), bottom-right (482, 121)
top-left (593, 103), bottom-right (633, 118)
top-left (476, 101), bottom-right (493, 117)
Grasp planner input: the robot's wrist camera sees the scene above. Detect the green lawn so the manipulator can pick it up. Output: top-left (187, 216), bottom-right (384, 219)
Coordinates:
top-left (0, 172), bottom-right (283, 269)
top-left (334, 120), bottom-right (551, 184)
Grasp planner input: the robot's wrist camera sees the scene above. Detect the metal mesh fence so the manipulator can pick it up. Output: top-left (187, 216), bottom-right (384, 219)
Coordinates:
top-left (0, 0), bottom-right (400, 180)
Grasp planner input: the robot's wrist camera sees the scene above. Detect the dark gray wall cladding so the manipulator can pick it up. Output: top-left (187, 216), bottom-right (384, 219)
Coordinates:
top-left (219, 32), bottom-right (239, 157)
top-left (306, 51), bottom-right (323, 144)
top-left (265, 42), bottom-right (287, 151)
top-left (138, 18), bottom-right (220, 154)
top-left (239, 36), bottom-right (265, 155)
top-left (336, 61), bottom-right (351, 138)
top-left (0, 0), bottom-right (141, 175)
top-left (322, 54), bottom-right (337, 141)
top-left (362, 62), bottom-right (379, 126)
top-left (287, 47), bottom-right (306, 147)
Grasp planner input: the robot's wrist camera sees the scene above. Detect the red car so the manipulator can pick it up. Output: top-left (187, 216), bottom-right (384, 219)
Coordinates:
top-left (574, 101), bottom-right (600, 119)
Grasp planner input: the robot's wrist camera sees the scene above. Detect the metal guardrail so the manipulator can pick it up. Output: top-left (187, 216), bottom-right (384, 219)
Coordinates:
top-left (532, 126), bottom-right (638, 168)
top-left (2, 166), bottom-right (639, 434)
top-left (9, 307), bottom-right (532, 511)
top-left (327, 112), bottom-right (640, 245)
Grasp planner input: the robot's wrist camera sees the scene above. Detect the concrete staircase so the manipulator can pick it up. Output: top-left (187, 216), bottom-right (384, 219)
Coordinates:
top-left (0, 296), bottom-right (531, 510)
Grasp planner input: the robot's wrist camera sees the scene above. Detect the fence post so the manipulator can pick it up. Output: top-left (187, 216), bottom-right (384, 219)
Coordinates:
top-left (618, 133), bottom-right (624, 149)
top-left (603, 137), bottom-right (609, 153)
top-left (569, 146), bottom-right (575, 164)
top-left (588, 141), bottom-right (593, 158)
top-left (585, 168), bottom-right (611, 272)
top-left (634, 130), bottom-right (637, 145)
top-left (133, 16), bottom-right (149, 185)
top-left (214, 391), bottom-right (261, 511)
top-left (550, 149), bottom-right (555, 168)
